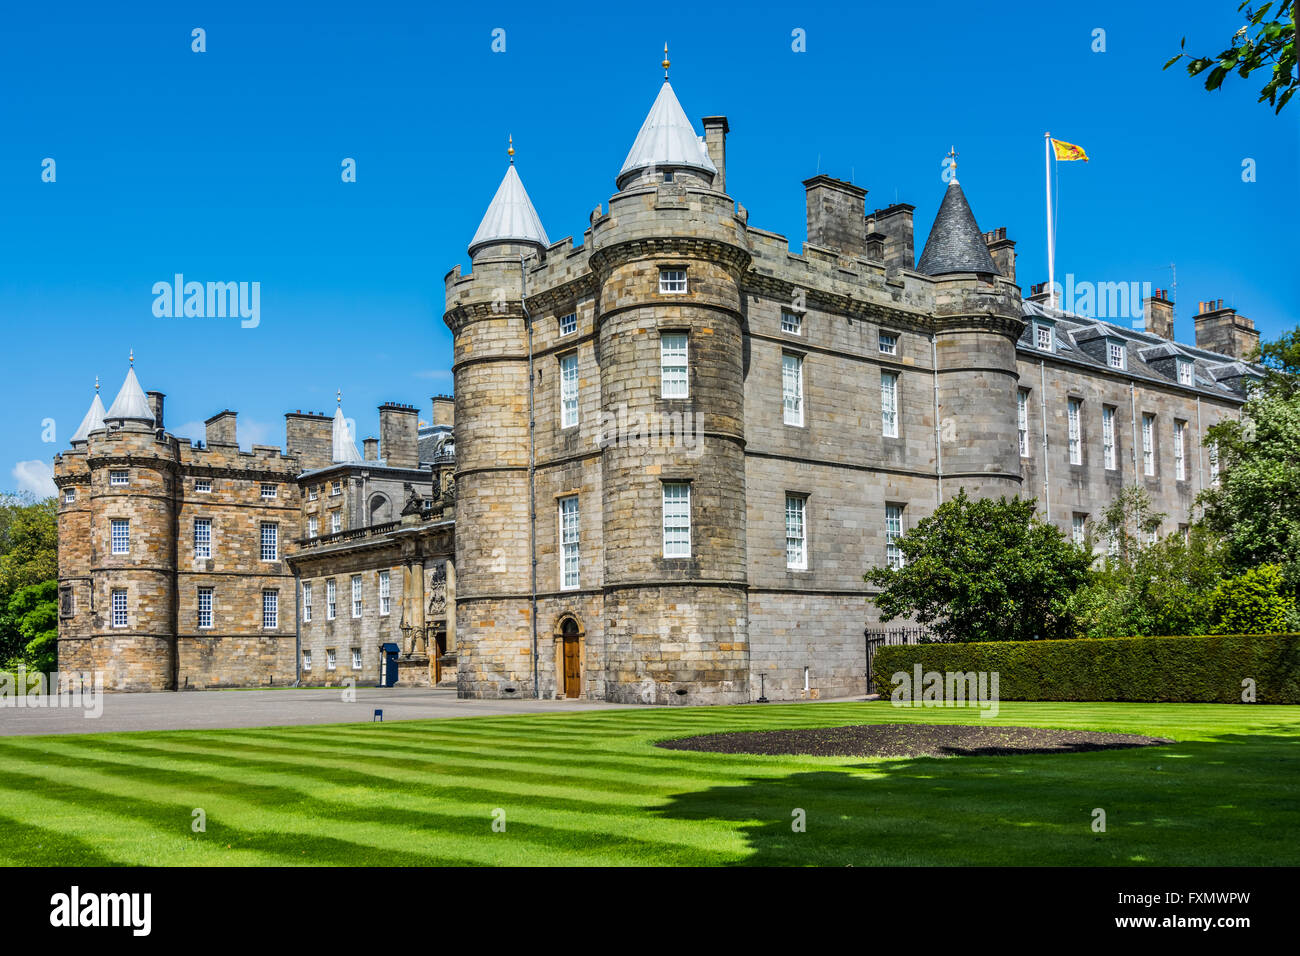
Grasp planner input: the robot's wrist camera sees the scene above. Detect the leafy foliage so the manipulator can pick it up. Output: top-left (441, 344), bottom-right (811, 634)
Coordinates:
top-left (1209, 564), bottom-right (1299, 633)
top-left (865, 490), bottom-right (1093, 643)
top-left (7, 580), bottom-right (58, 673)
top-left (0, 493), bottom-right (58, 668)
top-left (1164, 1), bottom-right (1298, 113)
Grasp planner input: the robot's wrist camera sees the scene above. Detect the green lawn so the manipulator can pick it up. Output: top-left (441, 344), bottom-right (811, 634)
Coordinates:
top-left (0, 701), bottom-right (1296, 866)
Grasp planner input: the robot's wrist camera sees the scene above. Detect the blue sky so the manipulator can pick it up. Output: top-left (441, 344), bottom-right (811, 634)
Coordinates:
top-left (2, 0), bottom-right (1296, 495)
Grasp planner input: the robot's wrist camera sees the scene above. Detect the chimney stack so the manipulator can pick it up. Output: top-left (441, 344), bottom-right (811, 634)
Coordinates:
top-left (701, 116), bottom-right (728, 193)
top-left (284, 411), bottom-right (333, 471)
top-left (204, 410), bottom-right (237, 446)
top-left (146, 391), bottom-right (165, 431)
top-left (378, 403), bottom-right (420, 469)
top-left (982, 227), bottom-right (1016, 282)
top-left (363, 437), bottom-right (379, 461)
top-left (1195, 299), bottom-right (1259, 361)
top-left (866, 203), bottom-right (915, 272)
top-left (1142, 288), bottom-right (1175, 340)
top-left (432, 395), bottom-right (455, 428)
top-left (804, 175), bottom-right (868, 257)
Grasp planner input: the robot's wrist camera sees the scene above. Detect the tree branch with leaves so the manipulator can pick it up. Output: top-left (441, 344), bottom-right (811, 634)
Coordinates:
top-left (1165, 1), bottom-right (1298, 113)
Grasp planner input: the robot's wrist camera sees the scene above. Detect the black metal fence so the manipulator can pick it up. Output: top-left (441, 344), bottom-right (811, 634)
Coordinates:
top-left (864, 627), bottom-right (931, 691)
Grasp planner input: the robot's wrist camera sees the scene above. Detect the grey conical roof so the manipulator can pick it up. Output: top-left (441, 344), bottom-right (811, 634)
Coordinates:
top-left (332, 403), bottom-right (362, 463)
top-left (104, 366), bottom-right (154, 423)
top-left (70, 392), bottom-right (107, 444)
top-left (618, 80), bottom-right (717, 186)
top-left (917, 181), bottom-right (998, 276)
top-left (468, 164), bottom-right (549, 257)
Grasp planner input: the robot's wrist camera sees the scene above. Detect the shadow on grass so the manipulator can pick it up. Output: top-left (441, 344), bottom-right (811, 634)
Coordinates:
top-left (650, 730), bottom-right (1300, 866)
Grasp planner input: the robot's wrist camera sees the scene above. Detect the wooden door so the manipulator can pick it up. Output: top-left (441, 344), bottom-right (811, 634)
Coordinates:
top-left (562, 620), bottom-right (581, 698)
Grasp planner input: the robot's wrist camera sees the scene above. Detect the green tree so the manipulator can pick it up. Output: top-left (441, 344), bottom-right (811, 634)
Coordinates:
top-left (7, 580), bottom-right (58, 673)
top-left (1092, 485), bottom-right (1167, 563)
top-left (865, 491), bottom-right (1093, 643)
top-left (1164, 1), bottom-right (1298, 113)
top-left (0, 493), bottom-right (59, 666)
top-left (1208, 563), bottom-right (1298, 633)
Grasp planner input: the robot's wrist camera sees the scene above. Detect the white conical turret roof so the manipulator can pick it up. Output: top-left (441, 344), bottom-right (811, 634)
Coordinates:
top-left (70, 390), bottom-right (107, 444)
top-left (468, 164), bottom-right (549, 257)
top-left (332, 402), bottom-right (362, 463)
top-left (618, 81), bottom-right (716, 186)
top-left (104, 364), bottom-right (154, 423)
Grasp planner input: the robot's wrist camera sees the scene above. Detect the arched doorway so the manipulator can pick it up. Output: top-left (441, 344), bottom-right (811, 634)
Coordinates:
top-left (369, 494), bottom-right (391, 525)
top-left (554, 615), bottom-right (583, 699)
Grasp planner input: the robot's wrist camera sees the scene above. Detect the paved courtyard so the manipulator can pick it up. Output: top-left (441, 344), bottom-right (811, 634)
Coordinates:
top-left (0, 686), bottom-right (636, 736)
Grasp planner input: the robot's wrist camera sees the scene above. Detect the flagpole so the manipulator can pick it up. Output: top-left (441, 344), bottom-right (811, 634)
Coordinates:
top-left (1044, 131), bottom-right (1055, 310)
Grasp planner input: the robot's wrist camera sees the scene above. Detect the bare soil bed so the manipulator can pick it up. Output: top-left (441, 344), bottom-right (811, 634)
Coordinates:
top-left (656, 724), bottom-right (1173, 758)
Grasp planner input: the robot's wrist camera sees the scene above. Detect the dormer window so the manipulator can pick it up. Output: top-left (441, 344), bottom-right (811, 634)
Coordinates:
top-left (659, 269), bottom-right (687, 294)
top-left (1177, 358), bottom-right (1194, 385)
top-left (1107, 339), bottom-right (1127, 370)
top-left (1035, 321), bottom-right (1054, 352)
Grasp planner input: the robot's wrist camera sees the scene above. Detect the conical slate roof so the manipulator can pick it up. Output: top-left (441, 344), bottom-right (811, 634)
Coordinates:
top-left (104, 366), bottom-right (154, 423)
top-left (468, 164), bottom-right (549, 257)
top-left (917, 181), bottom-right (998, 276)
top-left (332, 404), bottom-right (362, 464)
top-left (70, 392), bottom-right (106, 444)
top-left (618, 81), bottom-right (717, 185)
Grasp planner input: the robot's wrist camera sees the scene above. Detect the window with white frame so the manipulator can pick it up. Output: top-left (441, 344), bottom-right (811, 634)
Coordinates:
top-left (559, 496), bottom-right (580, 590)
top-left (660, 333), bottom-right (688, 398)
top-left (881, 371), bottom-right (899, 438)
top-left (781, 310), bottom-right (802, 334)
top-left (662, 483), bottom-right (691, 558)
top-left (260, 522), bottom-right (278, 561)
top-left (197, 587), bottom-right (213, 629)
top-left (878, 332), bottom-right (898, 355)
top-left (110, 470), bottom-right (128, 487)
top-left (1107, 339), bottom-right (1127, 370)
top-left (1209, 440), bottom-right (1220, 482)
top-left (351, 575), bottom-right (362, 618)
top-left (111, 588), bottom-right (127, 628)
top-left (303, 582), bottom-right (312, 623)
top-left (111, 518), bottom-right (129, 555)
top-left (308, 515), bottom-right (318, 538)
top-left (785, 495), bottom-right (807, 570)
top-left (331, 480), bottom-right (341, 496)
top-left (330, 511), bottom-right (341, 534)
top-left (1017, 389), bottom-right (1030, 457)
top-left (195, 478), bottom-right (212, 493)
top-left (327, 649), bottom-right (337, 671)
top-left (885, 504), bottom-right (904, 570)
top-left (262, 590), bottom-right (278, 629)
top-left (1142, 414), bottom-right (1156, 476)
top-left (352, 647), bottom-right (362, 670)
top-left (559, 353), bottom-right (579, 428)
top-left (303, 650), bottom-right (312, 672)
top-left (261, 483), bottom-right (277, 499)
top-left (379, 570), bottom-right (390, 615)
top-left (1067, 397), bottom-right (1083, 465)
top-left (559, 312), bottom-right (577, 336)
top-left (782, 352), bottom-right (804, 426)
top-left (1177, 358), bottom-right (1194, 385)
top-left (64, 487), bottom-right (75, 503)
top-left (1035, 322), bottom-right (1054, 352)
top-left (326, 579), bottom-right (337, 620)
top-left (1072, 514), bottom-right (1087, 546)
top-left (1174, 420), bottom-right (1187, 480)
top-left (308, 486), bottom-right (317, 501)
top-left (194, 518), bottom-right (212, 559)
top-left (658, 268), bottom-right (687, 294)
top-left (1102, 406), bottom-right (1117, 470)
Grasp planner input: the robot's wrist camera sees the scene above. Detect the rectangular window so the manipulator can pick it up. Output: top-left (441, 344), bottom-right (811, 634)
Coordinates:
top-left (303, 651), bottom-right (312, 672)
top-left (260, 522), bottom-right (278, 561)
top-left (658, 268), bottom-right (687, 294)
top-left (194, 518), bottom-right (212, 559)
top-left (785, 495), bottom-right (807, 570)
top-left (781, 310), bottom-right (802, 334)
top-left (197, 587), bottom-right (213, 629)
top-left (881, 371), bottom-right (899, 439)
top-left (1108, 340), bottom-right (1127, 370)
top-left (195, 478), bottom-right (212, 493)
top-left (1102, 406), bottom-right (1117, 470)
top-left (110, 518), bottom-right (129, 555)
top-left (1142, 414), bottom-right (1156, 476)
top-left (59, 586), bottom-right (74, 617)
top-left (878, 332), bottom-right (898, 355)
top-left (885, 504), bottom-right (904, 570)
top-left (782, 352), bottom-right (804, 426)
top-left (352, 647), bottom-right (362, 670)
top-left (111, 588), bottom-right (127, 628)
top-left (559, 353), bottom-right (579, 428)
top-left (308, 486), bottom-right (318, 501)
top-left (1035, 322), bottom-right (1053, 351)
top-left (331, 481), bottom-right (341, 496)
top-left (1017, 389), bottom-right (1030, 457)
top-left (331, 511), bottom-right (341, 534)
top-left (303, 582), bottom-right (312, 623)
top-left (110, 470), bottom-right (128, 487)
top-left (662, 483), bottom-right (691, 558)
top-left (261, 483), bottom-right (277, 499)
top-left (326, 579), bottom-right (337, 620)
top-left (660, 333), bottom-right (688, 398)
top-left (559, 312), bottom-right (577, 336)
top-left (379, 570), bottom-right (390, 615)
top-left (1177, 359), bottom-right (1194, 385)
top-left (1174, 420), bottom-right (1187, 480)
top-left (560, 496), bottom-right (580, 590)
top-left (1067, 397), bottom-right (1082, 466)
top-left (64, 487), bottom-right (75, 504)
top-left (351, 575), bottom-right (362, 618)
top-left (308, 515), bottom-right (318, 538)
top-left (1072, 514), bottom-right (1087, 546)
top-left (262, 590), bottom-right (278, 629)
top-left (327, 649), bottom-right (337, 671)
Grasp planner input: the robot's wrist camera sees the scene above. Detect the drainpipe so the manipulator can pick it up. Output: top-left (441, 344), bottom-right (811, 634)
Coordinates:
top-left (1130, 382), bottom-right (1139, 485)
top-left (293, 565), bottom-right (301, 686)
top-left (931, 334), bottom-right (942, 506)
top-left (1195, 396), bottom-right (1203, 508)
top-left (521, 255), bottom-right (539, 699)
top-left (1039, 359), bottom-right (1050, 522)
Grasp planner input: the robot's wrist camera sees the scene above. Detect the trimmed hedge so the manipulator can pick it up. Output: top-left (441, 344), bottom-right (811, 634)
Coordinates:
top-left (871, 633), bottom-right (1300, 703)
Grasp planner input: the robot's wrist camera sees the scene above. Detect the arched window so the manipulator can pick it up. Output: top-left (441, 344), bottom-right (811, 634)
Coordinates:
top-left (369, 494), bottom-right (390, 525)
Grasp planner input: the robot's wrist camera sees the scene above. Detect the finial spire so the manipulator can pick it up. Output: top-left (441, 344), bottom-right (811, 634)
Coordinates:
top-left (128, 349), bottom-right (135, 367)
top-left (94, 375), bottom-right (100, 394)
top-left (508, 133), bottom-right (514, 163)
top-left (947, 145), bottom-right (959, 183)
top-left (662, 42), bottom-right (670, 80)
top-left (337, 388), bottom-right (342, 406)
